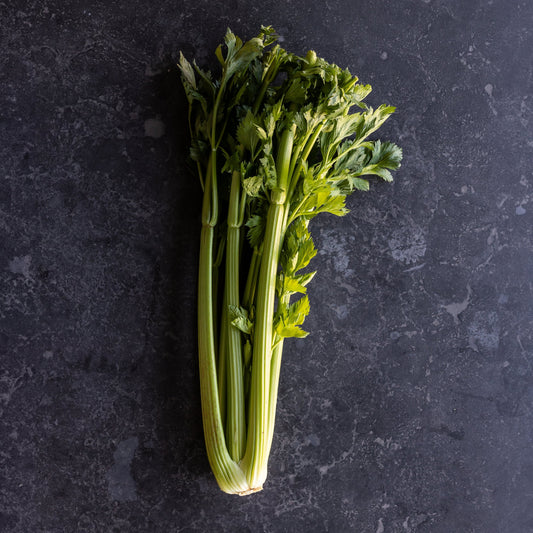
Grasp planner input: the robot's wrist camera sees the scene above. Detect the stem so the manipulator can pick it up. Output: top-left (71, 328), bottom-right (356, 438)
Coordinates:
top-left (284, 121), bottom-right (327, 226)
top-left (287, 191), bottom-right (311, 226)
top-left (265, 302), bottom-right (288, 458)
top-left (197, 161), bottom-right (205, 191)
top-left (322, 139), bottom-right (369, 173)
top-left (201, 156), bottom-right (213, 226)
top-left (197, 223), bottom-right (250, 494)
top-left (196, 94), bottom-right (251, 493)
top-left (242, 246), bottom-right (262, 311)
top-left (241, 203), bottom-right (286, 488)
top-left (207, 80), bottom-right (227, 226)
top-left (217, 290), bottom-right (228, 427)
top-left (253, 76), bottom-right (272, 116)
top-left (212, 232), bottom-right (225, 347)
top-left (287, 127), bottom-right (315, 190)
top-left (241, 125), bottom-right (295, 489)
top-left (276, 125), bottom-right (297, 197)
top-left (287, 121), bottom-right (325, 203)
top-left (225, 171), bottom-right (246, 462)
top-left (252, 46), bottom-right (282, 115)
top-left (243, 339), bottom-right (252, 404)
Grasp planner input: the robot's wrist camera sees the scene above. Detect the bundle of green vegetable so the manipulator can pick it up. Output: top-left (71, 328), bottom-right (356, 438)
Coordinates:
top-left (179, 26), bottom-right (402, 495)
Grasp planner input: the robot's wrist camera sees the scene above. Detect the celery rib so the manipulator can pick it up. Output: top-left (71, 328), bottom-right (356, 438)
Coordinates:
top-left (225, 171), bottom-right (246, 462)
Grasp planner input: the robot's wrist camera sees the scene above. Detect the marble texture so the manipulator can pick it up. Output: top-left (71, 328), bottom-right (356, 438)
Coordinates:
top-left (1, 0), bottom-right (532, 531)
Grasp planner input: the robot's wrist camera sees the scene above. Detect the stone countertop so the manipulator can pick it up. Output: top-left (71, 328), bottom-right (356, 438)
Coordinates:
top-left (1, 1), bottom-right (532, 532)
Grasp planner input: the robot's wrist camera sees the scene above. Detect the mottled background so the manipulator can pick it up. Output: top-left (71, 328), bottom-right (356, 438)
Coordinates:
top-left (1, 1), bottom-right (532, 532)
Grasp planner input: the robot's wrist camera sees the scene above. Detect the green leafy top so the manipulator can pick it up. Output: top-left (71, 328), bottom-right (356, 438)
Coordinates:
top-left (180, 27), bottom-right (402, 341)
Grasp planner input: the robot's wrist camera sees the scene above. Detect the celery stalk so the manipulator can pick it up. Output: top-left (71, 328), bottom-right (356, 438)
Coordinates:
top-left (179, 26), bottom-right (402, 495)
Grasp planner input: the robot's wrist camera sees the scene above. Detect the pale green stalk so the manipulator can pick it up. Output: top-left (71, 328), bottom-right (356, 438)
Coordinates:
top-left (241, 124), bottom-right (296, 489)
top-left (197, 223), bottom-right (250, 494)
top-left (265, 346), bottom-right (283, 454)
top-left (242, 247), bottom-right (261, 310)
top-left (217, 290), bottom-right (227, 427)
top-left (287, 121), bottom-right (326, 204)
top-left (196, 85), bottom-right (253, 495)
top-left (262, 120), bottom-right (325, 459)
top-left (224, 170), bottom-right (246, 462)
top-left (240, 202), bottom-right (286, 488)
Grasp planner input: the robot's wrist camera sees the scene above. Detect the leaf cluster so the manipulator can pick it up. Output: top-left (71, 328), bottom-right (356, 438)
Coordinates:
top-left (180, 26), bottom-right (402, 344)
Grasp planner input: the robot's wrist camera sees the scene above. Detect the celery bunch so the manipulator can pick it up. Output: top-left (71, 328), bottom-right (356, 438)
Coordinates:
top-left (179, 27), bottom-right (402, 495)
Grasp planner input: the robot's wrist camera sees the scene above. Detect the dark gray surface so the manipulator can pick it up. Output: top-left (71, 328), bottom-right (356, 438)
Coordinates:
top-left (1, 1), bottom-right (532, 532)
